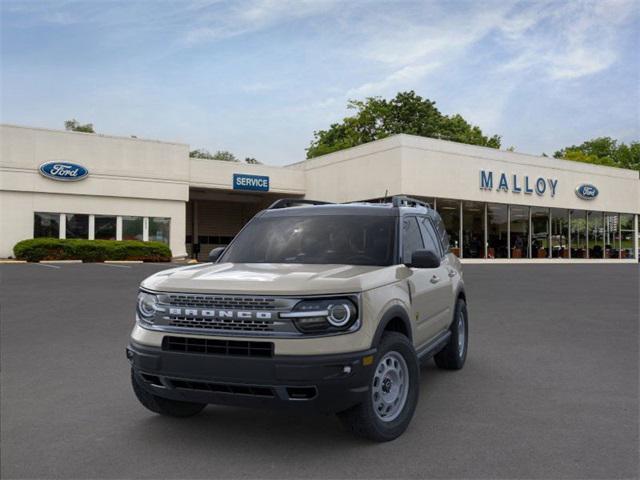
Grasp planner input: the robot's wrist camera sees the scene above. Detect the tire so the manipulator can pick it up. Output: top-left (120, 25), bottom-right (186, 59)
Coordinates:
top-left (338, 332), bottom-right (419, 442)
top-left (434, 298), bottom-right (468, 370)
top-left (131, 369), bottom-right (206, 417)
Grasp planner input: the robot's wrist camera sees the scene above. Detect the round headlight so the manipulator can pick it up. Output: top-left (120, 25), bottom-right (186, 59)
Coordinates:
top-left (327, 303), bottom-right (352, 327)
top-left (137, 291), bottom-right (157, 319)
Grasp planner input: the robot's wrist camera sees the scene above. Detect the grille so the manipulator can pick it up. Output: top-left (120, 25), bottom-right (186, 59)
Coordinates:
top-left (166, 295), bottom-right (277, 310)
top-left (168, 317), bottom-right (274, 332)
top-left (168, 378), bottom-right (275, 397)
top-left (162, 336), bottom-right (274, 357)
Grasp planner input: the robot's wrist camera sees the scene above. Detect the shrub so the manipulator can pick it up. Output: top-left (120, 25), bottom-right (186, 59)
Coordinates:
top-left (13, 238), bottom-right (172, 262)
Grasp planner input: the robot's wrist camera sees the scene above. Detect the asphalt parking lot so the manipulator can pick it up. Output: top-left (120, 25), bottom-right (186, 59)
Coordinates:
top-left (1, 263), bottom-right (638, 479)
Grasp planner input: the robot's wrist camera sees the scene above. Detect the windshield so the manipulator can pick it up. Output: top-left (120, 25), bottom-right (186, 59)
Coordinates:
top-left (220, 215), bottom-right (397, 266)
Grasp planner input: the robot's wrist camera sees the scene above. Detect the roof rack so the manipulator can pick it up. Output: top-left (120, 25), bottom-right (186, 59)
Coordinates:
top-left (391, 195), bottom-right (431, 209)
top-left (267, 198), bottom-right (333, 209)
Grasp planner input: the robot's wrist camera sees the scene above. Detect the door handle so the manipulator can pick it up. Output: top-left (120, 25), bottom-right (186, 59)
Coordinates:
top-left (430, 275), bottom-right (440, 284)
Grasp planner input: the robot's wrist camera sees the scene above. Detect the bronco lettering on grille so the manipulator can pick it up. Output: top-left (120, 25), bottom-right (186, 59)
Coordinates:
top-left (168, 308), bottom-right (273, 320)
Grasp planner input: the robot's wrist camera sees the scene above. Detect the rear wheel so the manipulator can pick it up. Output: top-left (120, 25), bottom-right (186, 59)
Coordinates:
top-left (434, 298), bottom-right (468, 370)
top-left (131, 369), bottom-right (206, 417)
top-left (338, 332), bottom-right (419, 442)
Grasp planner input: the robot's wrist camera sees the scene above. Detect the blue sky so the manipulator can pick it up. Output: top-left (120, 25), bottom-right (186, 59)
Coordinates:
top-left (2, 0), bottom-right (639, 165)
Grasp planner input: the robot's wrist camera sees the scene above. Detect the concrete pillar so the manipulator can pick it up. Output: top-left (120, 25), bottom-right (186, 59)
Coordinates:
top-left (59, 213), bottom-right (66, 239)
top-left (116, 216), bottom-right (123, 241)
top-left (88, 215), bottom-right (95, 240)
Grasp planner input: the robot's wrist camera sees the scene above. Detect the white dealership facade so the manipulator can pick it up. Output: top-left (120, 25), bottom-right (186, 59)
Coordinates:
top-left (1, 124), bottom-right (638, 262)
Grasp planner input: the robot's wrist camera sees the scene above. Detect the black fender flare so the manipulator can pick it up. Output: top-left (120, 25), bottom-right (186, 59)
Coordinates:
top-left (371, 305), bottom-right (413, 348)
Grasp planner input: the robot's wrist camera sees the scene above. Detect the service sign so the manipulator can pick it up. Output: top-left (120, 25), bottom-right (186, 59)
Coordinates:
top-left (39, 161), bottom-right (89, 182)
top-left (575, 184), bottom-right (598, 200)
top-left (233, 173), bottom-right (269, 192)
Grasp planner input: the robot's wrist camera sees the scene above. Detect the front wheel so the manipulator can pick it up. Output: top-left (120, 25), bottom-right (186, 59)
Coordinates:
top-left (338, 332), bottom-right (419, 442)
top-left (434, 298), bottom-right (468, 370)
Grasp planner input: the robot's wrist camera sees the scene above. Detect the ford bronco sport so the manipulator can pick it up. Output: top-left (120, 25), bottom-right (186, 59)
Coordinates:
top-left (128, 196), bottom-right (468, 441)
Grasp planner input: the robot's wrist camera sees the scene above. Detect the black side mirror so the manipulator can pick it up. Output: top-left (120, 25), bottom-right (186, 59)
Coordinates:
top-left (408, 249), bottom-right (441, 269)
top-left (208, 247), bottom-right (225, 263)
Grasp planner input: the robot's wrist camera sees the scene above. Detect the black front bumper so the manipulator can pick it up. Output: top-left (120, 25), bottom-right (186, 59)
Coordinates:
top-left (127, 341), bottom-right (376, 413)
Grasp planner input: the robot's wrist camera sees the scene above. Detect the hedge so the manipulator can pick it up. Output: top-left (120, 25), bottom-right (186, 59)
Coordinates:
top-left (13, 238), bottom-right (172, 262)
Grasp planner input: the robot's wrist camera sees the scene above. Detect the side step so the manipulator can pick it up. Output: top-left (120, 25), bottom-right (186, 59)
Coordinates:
top-left (416, 330), bottom-right (451, 361)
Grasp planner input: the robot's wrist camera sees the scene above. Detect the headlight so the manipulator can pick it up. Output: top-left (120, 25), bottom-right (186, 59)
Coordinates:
top-left (281, 298), bottom-right (358, 334)
top-left (137, 291), bottom-right (158, 325)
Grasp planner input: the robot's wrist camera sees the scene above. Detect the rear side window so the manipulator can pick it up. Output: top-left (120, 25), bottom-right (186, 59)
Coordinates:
top-left (419, 217), bottom-right (443, 257)
top-left (433, 214), bottom-right (450, 252)
top-left (402, 217), bottom-right (424, 263)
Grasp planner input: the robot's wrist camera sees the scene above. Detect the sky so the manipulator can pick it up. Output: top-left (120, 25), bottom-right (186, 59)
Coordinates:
top-left (1, 0), bottom-right (639, 165)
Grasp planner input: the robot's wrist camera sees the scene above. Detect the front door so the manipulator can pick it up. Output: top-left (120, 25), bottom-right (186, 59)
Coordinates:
top-left (401, 217), bottom-right (452, 348)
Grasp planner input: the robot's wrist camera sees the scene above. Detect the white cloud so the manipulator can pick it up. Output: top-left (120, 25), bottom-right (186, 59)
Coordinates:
top-left (347, 63), bottom-right (440, 97)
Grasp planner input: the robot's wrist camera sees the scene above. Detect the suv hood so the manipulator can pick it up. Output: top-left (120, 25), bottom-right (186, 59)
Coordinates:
top-left (141, 262), bottom-right (402, 295)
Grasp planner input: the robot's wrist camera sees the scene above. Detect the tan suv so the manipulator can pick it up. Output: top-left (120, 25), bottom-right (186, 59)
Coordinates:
top-left (127, 196), bottom-right (468, 441)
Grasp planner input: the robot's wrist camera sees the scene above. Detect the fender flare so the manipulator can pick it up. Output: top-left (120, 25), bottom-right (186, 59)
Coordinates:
top-left (371, 305), bottom-right (413, 348)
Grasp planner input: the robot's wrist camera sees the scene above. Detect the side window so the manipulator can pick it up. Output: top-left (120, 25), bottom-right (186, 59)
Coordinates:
top-left (419, 217), bottom-right (443, 257)
top-left (402, 217), bottom-right (424, 263)
top-left (433, 214), bottom-right (450, 252)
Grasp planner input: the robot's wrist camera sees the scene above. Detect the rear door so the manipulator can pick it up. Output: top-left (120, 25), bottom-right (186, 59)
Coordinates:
top-left (401, 216), bottom-right (451, 347)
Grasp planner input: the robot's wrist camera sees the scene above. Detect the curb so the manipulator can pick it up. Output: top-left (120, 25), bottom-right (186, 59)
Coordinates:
top-left (104, 260), bottom-right (144, 264)
top-left (0, 259), bottom-right (27, 264)
top-left (40, 260), bottom-right (83, 264)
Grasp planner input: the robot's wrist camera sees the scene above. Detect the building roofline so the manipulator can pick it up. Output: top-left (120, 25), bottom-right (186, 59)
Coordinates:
top-left (0, 123), bottom-right (189, 147)
top-left (292, 133), bottom-right (639, 179)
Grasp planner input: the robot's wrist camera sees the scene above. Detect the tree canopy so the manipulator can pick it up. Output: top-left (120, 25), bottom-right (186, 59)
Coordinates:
top-left (554, 137), bottom-right (640, 172)
top-left (306, 91), bottom-right (501, 158)
top-left (190, 149), bottom-right (261, 164)
top-left (64, 119), bottom-right (94, 133)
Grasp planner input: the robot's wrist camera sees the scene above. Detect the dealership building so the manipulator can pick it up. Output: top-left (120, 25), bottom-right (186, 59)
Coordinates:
top-left (1, 124), bottom-right (638, 262)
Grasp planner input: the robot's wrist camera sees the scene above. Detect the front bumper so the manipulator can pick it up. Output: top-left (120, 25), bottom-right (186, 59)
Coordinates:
top-left (127, 340), bottom-right (376, 413)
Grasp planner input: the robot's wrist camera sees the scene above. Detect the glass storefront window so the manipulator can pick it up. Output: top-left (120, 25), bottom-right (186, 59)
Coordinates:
top-left (34, 212), bottom-right (60, 238)
top-left (437, 199), bottom-right (460, 256)
top-left (531, 207), bottom-right (550, 259)
top-left (65, 214), bottom-right (89, 239)
top-left (122, 216), bottom-right (143, 241)
top-left (149, 217), bottom-right (170, 244)
top-left (620, 214), bottom-right (636, 259)
top-left (603, 213), bottom-right (619, 259)
top-left (95, 215), bottom-right (117, 240)
top-left (570, 210), bottom-right (587, 258)
top-left (462, 201), bottom-right (485, 259)
top-left (510, 205), bottom-right (529, 259)
top-left (551, 209), bottom-right (569, 259)
top-left (588, 211), bottom-right (604, 258)
top-left (487, 203), bottom-right (508, 259)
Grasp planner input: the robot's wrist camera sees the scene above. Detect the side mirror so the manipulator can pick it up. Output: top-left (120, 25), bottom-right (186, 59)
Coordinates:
top-left (408, 249), bottom-right (441, 269)
top-left (208, 247), bottom-right (225, 263)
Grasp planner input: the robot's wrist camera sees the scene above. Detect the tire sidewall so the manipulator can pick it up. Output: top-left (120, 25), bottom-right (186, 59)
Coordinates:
top-left (364, 333), bottom-right (420, 440)
top-left (452, 300), bottom-right (468, 367)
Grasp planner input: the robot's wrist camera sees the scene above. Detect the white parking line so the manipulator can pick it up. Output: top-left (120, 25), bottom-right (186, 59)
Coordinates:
top-left (96, 263), bottom-right (132, 268)
top-left (35, 263), bottom-right (61, 269)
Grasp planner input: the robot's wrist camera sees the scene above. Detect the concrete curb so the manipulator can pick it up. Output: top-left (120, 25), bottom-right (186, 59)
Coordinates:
top-left (0, 259), bottom-right (27, 264)
top-left (104, 260), bottom-right (144, 264)
top-left (40, 260), bottom-right (83, 264)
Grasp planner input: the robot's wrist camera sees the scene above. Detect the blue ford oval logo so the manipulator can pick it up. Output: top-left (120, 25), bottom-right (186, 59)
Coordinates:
top-left (575, 184), bottom-right (598, 200)
top-left (39, 161), bottom-right (89, 182)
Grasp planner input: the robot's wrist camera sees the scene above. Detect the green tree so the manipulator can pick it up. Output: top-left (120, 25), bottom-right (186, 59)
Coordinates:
top-left (554, 137), bottom-right (640, 171)
top-left (189, 149), bottom-right (239, 162)
top-left (306, 91), bottom-right (501, 158)
top-left (244, 157), bottom-right (262, 164)
top-left (64, 119), bottom-right (94, 133)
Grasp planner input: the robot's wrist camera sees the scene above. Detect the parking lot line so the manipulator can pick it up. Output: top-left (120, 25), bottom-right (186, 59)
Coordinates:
top-left (97, 263), bottom-right (132, 268)
top-left (35, 263), bottom-right (61, 269)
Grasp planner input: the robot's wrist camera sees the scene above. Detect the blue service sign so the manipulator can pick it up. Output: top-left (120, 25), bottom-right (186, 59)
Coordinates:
top-left (39, 161), bottom-right (89, 182)
top-left (575, 184), bottom-right (598, 200)
top-left (233, 173), bottom-right (269, 192)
